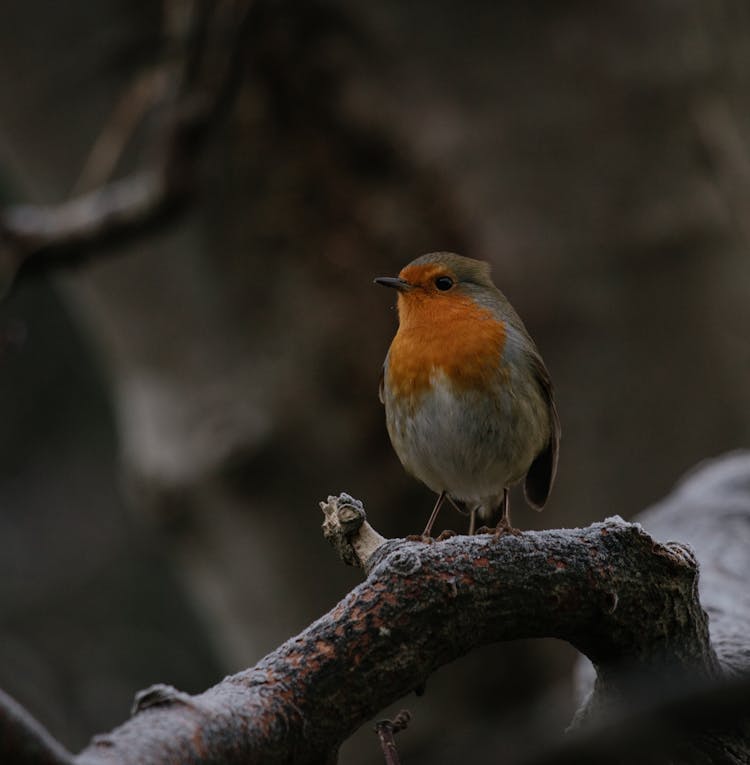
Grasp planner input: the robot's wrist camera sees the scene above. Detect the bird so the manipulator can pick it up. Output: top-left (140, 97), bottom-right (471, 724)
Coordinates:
top-left (375, 252), bottom-right (560, 537)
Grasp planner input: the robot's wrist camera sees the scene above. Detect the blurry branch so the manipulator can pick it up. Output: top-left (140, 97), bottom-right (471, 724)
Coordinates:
top-left (512, 671), bottom-right (750, 765)
top-left (693, 96), bottom-right (750, 249)
top-left (71, 71), bottom-right (170, 196)
top-left (5, 475), bottom-right (750, 765)
top-left (0, 0), bottom-right (254, 299)
top-left (0, 689), bottom-right (73, 765)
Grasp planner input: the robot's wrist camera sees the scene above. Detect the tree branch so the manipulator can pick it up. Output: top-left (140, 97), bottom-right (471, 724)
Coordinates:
top-left (15, 517), bottom-right (720, 763)
top-left (0, 0), bottom-right (255, 298)
top-left (374, 710), bottom-right (411, 765)
top-left (2, 454), bottom-right (749, 763)
top-left (512, 671), bottom-right (750, 765)
top-left (0, 688), bottom-right (73, 765)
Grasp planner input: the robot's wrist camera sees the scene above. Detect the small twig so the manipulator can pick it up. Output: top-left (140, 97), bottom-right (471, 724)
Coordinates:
top-left (320, 493), bottom-right (387, 568)
top-left (72, 69), bottom-right (170, 195)
top-left (374, 710), bottom-right (412, 765)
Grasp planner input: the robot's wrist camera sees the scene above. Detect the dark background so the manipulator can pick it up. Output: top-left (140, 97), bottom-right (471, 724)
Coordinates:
top-left (1, 2), bottom-right (749, 762)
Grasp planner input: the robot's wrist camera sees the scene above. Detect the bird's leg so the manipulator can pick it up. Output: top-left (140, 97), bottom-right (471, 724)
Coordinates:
top-left (436, 494), bottom-right (469, 539)
top-left (422, 491), bottom-right (447, 537)
top-left (468, 508), bottom-right (477, 535)
top-left (494, 489), bottom-right (522, 536)
top-left (500, 489), bottom-right (510, 527)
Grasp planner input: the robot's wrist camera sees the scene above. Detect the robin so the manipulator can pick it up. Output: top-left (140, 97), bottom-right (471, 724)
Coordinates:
top-left (375, 252), bottom-right (560, 537)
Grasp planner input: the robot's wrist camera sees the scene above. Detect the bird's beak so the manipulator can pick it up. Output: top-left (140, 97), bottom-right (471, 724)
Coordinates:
top-left (374, 276), bottom-right (412, 291)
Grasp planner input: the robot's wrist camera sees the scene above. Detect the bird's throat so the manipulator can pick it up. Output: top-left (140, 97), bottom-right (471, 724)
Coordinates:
top-left (387, 293), bottom-right (506, 399)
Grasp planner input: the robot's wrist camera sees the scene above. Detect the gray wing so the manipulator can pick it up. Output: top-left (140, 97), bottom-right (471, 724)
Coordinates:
top-left (487, 288), bottom-right (560, 510)
top-left (523, 350), bottom-right (561, 510)
top-left (378, 353), bottom-right (388, 404)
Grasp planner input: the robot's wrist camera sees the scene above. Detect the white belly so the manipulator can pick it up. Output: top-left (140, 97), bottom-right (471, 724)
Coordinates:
top-left (384, 369), bottom-right (546, 510)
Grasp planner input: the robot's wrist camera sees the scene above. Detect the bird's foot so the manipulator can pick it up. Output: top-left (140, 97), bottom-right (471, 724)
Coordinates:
top-left (407, 533), bottom-right (435, 544)
top-left (436, 529), bottom-right (457, 541)
top-left (475, 525), bottom-right (495, 535)
top-left (493, 521), bottom-right (522, 538)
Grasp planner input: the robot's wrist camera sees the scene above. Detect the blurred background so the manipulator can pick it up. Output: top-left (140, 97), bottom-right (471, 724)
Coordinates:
top-left (1, 1), bottom-right (749, 762)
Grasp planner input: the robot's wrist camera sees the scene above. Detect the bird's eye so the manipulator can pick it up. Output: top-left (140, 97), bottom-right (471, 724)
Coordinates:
top-left (435, 276), bottom-right (454, 291)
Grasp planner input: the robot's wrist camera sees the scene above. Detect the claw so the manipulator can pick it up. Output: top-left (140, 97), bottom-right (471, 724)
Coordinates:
top-left (436, 529), bottom-right (457, 541)
top-left (494, 521), bottom-right (523, 538)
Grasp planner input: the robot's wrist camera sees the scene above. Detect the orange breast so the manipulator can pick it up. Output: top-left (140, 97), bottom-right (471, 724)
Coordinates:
top-left (386, 291), bottom-right (506, 400)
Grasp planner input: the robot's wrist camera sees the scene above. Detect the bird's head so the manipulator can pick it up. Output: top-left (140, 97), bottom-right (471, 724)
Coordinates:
top-left (375, 252), bottom-right (496, 320)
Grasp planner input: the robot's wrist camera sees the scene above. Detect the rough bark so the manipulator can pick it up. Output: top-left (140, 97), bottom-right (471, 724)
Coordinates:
top-left (638, 451), bottom-right (750, 677)
top-left (6, 452), bottom-right (750, 765)
top-left (43, 523), bottom-right (721, 763)
top-left (569, 452), bottom-right (750, 764)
